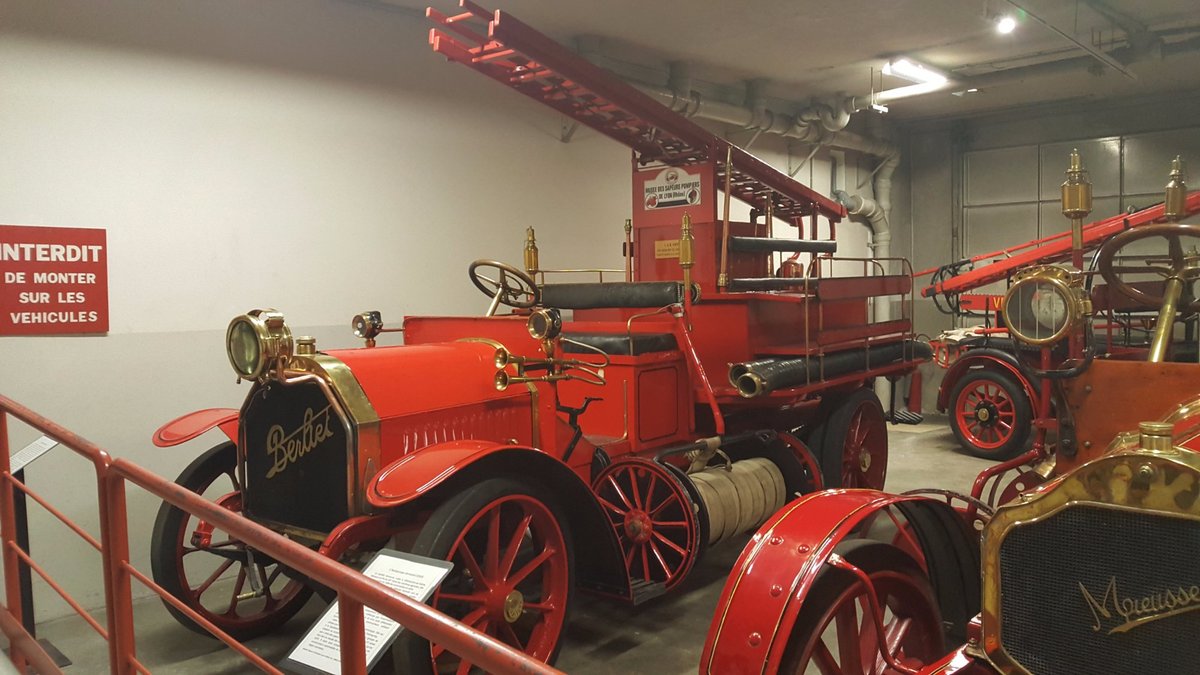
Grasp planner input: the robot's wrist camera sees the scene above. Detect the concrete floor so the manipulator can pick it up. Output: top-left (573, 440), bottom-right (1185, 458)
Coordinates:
top-left (18, 416), bottom-right (992, 674)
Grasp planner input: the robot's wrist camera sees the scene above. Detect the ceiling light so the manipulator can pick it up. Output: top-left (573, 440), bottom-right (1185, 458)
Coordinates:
top-left (876, 57), bottom-right (950, 102)
top-left (996, 15), bottom-right (1017, 34)
top-left (882, 58), bottom-right (947, 85)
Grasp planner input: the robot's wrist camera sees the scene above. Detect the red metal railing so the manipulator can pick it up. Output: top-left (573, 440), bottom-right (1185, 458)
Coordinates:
top-left (0, 394), bottom-right (562, 674)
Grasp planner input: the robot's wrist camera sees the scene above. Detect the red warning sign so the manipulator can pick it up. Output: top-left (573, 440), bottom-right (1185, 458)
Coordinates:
top-left (0, 225), bottom-right (109, 335)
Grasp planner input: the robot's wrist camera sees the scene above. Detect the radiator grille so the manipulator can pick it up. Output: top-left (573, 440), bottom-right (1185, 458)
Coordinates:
top-left (998, 504), bottom-right (1200, 675)
top-left (241, 380), bottom-right (351, 533)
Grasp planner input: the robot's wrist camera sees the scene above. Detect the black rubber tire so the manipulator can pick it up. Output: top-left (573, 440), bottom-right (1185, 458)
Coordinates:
top-left (394, 478), bottom-right (575, 674)
top-left (807, 388), bottom-right (888, 490)
top-left (150, 442), bottom-right (313, 640)
top-left (947, 369), bottom-right (1033, 460)
top-left (779, 541), bottom-right (944, 673)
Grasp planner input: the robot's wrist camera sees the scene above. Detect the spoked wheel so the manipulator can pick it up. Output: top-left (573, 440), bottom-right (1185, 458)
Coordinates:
top-left (592, 457), bottom-right (700, 591)
top-left (949, 370), bottom-right (1032, 460)
top-left (150, 442), bottom-right (312, 640)
top-left (809, 388), bottom-right (888, 489)
top-left (396, 478), bottom-right (573, 674)
top-left (780, 542), bottom-right (944, 674)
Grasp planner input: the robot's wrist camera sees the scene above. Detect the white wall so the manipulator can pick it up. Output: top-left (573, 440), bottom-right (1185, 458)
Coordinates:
top-left (0, 0), bottom-right (869, 621)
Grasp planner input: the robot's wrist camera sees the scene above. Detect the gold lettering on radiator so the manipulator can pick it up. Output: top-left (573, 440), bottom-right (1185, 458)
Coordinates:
top-left (1080, 576), bottom-right (1200, 634)
top-left (264, 405), bottom-right (335, 479)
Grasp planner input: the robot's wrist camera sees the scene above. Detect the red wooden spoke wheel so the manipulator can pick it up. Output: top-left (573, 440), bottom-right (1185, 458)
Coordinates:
top-left (398, 478), bottom-right (573, 674)
top-left (781, 542), bottom-right (944, 675)
top-left (810, 388), bottom-right (889, 489)
top-left (949, 370), bottom-right (1031, 460)
top-left (592, 458), bottom-right (700, 590)
top-left (150, 442), bottom-right (312, 640)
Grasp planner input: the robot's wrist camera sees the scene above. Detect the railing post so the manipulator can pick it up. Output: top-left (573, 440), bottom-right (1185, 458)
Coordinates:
top-left (0, 413), bottom-right (30, 673)
top-left (339, 596), bottom-right (368, 674)
top-left (96, 466), bottom-right (137, 674)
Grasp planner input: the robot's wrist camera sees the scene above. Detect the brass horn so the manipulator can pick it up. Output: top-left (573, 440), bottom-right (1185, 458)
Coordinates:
top-left (494, 369), bottom-right (574, 391)
top-left (493, 346), bottom-right (554, 369)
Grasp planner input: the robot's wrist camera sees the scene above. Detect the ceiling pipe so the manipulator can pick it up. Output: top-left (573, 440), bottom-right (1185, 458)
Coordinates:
top-left (633, 80), bottom-right (901, 267)
top-left (637, 79), bottom-right (861, 143)
top-left (963, 32), bottom-right (1200, 89)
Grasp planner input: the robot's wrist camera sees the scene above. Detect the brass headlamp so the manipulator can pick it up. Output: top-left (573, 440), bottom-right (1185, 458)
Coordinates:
top-left (526, 308), bottom-right (562, 341)
top-left (1002, 265), bottom-right (1090, 346)
top-left (226, 308), bottom-right (293, 380)
top-left (352, 311), bottom-right (383, 341)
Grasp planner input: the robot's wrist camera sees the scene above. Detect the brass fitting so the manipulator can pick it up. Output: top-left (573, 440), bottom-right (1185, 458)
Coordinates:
top-left (1062, 149), bottom-right (1092, 270)
top-left (1138, 421), bottom-right (1175, 453)
top-left (1165, 155), bottom-right (1187, 222)
top-left (295, 336), bottom-right (317, 356)
top-left (679, 213), bottom-right (695, 269)
top-left (1061, 149), bottom-right (1093, 220)
top-left (523, 227), bottom-right (539, 276)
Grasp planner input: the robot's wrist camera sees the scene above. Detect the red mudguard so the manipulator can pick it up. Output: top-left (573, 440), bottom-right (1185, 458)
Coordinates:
top-left (152, 408), bottom-right (239, 447)
top-left (936, 351), bottom-right (1036, 413)
top-left (367, 439), bottom-right (536, 507)
top-left (701, 490), bottom-right (952, 674)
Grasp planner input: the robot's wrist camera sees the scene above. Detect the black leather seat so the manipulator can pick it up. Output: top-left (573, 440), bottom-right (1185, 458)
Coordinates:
top-left (540, 282), bottom-right (697, 310)
top-left (561, 332), bottom-right (678, 356)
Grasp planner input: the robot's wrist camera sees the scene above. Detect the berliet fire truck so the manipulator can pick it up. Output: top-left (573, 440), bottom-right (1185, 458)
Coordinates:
top-left (147, 2), bottom-right (927, 672)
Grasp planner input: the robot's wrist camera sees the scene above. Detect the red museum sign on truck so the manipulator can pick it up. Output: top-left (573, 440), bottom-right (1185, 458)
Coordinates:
top-left (0, 225), bottom-right (108, 335)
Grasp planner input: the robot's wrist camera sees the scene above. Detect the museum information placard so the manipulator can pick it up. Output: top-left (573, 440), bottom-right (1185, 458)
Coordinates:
top-left (282, 550), bottom-right (453, 674)
top-left (0, 225), bottom-right (108, 335)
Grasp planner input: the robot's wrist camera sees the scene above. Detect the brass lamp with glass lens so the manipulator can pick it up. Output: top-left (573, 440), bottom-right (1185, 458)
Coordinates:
top-left (1002, 266), bottom-right (1090, 346)
top-left (226, 309), bottom-right (293, 380)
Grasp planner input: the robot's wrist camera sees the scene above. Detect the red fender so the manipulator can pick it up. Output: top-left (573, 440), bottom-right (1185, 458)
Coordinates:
top-left (152, 408), bottom-right (239, 448)
top-left (367, 440), bottom-right (541, 507)
top-left (367, 440), bottom-right (632, 600)
top-left (936, 351), bottom-right (1037, 413)
top-left (700, 489), bottom-right (939, 675)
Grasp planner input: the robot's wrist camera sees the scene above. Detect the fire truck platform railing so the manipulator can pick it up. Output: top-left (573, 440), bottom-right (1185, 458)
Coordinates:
top-left (0, 393), bottom-right (562, 675)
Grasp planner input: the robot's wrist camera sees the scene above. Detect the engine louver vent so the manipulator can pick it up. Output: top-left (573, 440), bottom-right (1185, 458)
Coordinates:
top-left (998, 504), bottom-right (1200, 675)
top-left (242, 380), bottom-right (351, 533)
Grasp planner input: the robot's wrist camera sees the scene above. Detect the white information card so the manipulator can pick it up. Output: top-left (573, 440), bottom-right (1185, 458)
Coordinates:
top-left (10, 435), bottom-right (59, 473)
top-left (282, 549), bottom-right (453, 674)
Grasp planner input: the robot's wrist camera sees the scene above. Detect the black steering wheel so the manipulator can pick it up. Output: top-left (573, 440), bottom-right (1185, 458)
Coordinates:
top-left (1096, 223), bottom-right (1200, 312)
top-left (468, 260), bottom-right (539, 315)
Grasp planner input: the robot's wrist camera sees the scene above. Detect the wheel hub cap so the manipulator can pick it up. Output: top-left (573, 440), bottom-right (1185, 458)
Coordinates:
top-left (624, 513), bottom-right (652, 543)
top-left (858, 450), bottom-right (872, 472)
top-left (975, 402), bottom-right (997, 426)
top-left (503, 590), bottom-right (524, 623)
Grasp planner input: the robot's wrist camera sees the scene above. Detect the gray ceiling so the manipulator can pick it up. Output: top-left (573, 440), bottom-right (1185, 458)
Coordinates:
top-left (404, 0), bottom-right (1200, 120)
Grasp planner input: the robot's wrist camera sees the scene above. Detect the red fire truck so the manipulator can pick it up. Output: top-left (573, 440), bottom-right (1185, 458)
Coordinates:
top-left (148, 3), bottom-right (927, 671)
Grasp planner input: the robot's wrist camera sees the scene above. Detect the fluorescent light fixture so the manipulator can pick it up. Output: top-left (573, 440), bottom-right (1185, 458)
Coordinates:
top-left (996, 15), bottom-right (1017, 33)
top-left (877, 57), bottom-right (950, 102)
top-left (877, 82), bottom-right (946, 102)
top-left (882, 58), bottom-right (947, 85)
